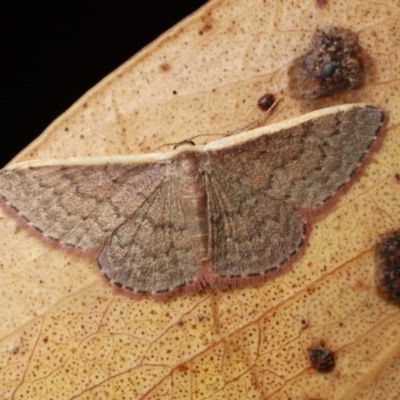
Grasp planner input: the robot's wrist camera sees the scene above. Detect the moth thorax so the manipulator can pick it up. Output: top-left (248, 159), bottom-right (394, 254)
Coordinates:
top-left (175, 151), bottom-right (209, 263)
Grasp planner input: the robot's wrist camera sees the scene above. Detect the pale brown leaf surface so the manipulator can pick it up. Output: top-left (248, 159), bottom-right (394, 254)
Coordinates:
top-left (1, 1), bottom-right (400, 399)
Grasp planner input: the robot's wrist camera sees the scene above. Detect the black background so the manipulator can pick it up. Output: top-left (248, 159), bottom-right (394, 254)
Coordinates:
top-left (1, 1), bottom-right (208, 166)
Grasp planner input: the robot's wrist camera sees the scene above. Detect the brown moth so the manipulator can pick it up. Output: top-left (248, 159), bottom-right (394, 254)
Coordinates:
top-left (0, 104), bottom-right (385, 297)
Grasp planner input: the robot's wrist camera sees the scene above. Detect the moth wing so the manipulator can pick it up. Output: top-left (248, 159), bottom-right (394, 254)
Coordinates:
top-left (98, 175), bottom-right (201, 295)
top-left (204, 169), bottom-right (306, 281)
top-left (0, 161), bottom-right (167, 250)
top-left (206, 105), bottom-right (385, 210)
top-left (203, 104), bottom-right (384, 281)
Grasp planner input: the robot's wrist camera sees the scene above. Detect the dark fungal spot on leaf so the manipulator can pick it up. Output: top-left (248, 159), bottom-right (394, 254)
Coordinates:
top-left (316, 0), bottom-right (328, 7)
top-left (199, 22), bottom-right (212, 35)
top-left (199, 13), bottom-right (213, 35)
top-left (288, 27), bottom-right (364, 99)
top-left (160, 63), bottom-right (171, 72)
top-left (257, 93), bottom-right (275, 111)
top-left (375, 230), bottom-right (400, 306)
top-left (307, 346), bottom-right (335, 372)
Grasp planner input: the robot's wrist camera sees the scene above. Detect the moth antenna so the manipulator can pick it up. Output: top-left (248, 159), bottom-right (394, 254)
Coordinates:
top-left (154, 97), bottom-right (281, 151)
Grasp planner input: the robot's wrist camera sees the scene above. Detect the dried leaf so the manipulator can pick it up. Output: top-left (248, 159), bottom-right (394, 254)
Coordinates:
top-left (1, 1), bottom-right (399, 399)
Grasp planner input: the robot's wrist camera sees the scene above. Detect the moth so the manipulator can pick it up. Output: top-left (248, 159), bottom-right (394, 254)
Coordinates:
top-left (0, 104), bottom-right (385, 296)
